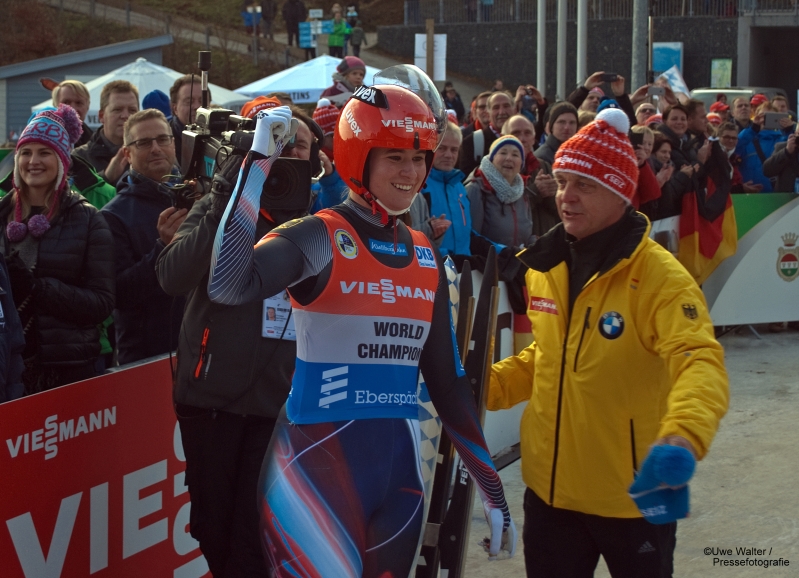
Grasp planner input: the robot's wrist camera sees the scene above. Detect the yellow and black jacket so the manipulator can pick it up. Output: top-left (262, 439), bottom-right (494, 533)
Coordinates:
top-left (489, 213), bottom-right (729, 518)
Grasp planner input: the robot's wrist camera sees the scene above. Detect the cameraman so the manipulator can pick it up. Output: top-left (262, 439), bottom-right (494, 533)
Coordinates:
top-left (239, 98), bottom-right (348, 212)
top-left (155, 108), bottom-right (323, 577)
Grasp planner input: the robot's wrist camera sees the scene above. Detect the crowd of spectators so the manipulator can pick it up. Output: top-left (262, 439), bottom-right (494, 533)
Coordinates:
top-left (407, 72), bottom-right (799, 324)
top-left (2, 58), bottom-right (798, 401)
top-left (0, 66), bottom-right (356, 401)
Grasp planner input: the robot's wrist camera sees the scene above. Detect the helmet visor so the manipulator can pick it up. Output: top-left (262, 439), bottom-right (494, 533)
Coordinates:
top-left (373, 64), bottom-right (446, 150)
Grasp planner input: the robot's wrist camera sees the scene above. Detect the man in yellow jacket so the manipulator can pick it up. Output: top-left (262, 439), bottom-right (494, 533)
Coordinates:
top-left (490, 108), bottom-right (729, 577)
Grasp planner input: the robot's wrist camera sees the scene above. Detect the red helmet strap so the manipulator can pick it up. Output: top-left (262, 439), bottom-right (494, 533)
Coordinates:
top-left (361, 189), bottom-right (391, 225)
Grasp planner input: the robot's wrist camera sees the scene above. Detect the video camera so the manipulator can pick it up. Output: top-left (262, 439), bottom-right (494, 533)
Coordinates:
top-left (177, 51), bottom-right (316, 213)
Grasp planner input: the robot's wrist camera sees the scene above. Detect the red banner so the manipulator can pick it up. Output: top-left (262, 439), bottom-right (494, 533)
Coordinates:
top-left (0, 358), bottom-right (210, 578)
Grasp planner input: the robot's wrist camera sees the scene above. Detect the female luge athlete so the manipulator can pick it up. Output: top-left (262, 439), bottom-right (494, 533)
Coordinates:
top-left (208, 67), bottom-right (516, 577)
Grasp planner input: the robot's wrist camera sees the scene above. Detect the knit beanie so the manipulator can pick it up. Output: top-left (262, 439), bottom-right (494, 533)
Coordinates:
top-left (337, 56), bottom-right (366, 76)
top-left (240, 96), bottom-right (282, 119)
top-left (312, 98), bottom-right (341, 135)
top-left (488, 135), bottom-right (525, 162)
top-left (10, 104), bottom-right (83, 241)
top-left (143, 89), bottom-right (172, 120)
top-left (552, 108), bottom-right (639, 204)
top-left (589, 86), bottom-right (605, 97)
top-left (596, 98), bottom-right (620, 114)
top-left (547, 101), bottom-right (579, 133)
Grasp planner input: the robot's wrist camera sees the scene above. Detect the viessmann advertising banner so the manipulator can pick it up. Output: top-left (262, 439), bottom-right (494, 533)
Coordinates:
top-left (0, 359), bottom-right (210, 578)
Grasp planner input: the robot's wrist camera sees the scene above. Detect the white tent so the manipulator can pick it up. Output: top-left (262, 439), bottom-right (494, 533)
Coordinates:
top-left (31, 58), bottom-right (248, 128)
top-left (235, 55), bottom-right (381, 105)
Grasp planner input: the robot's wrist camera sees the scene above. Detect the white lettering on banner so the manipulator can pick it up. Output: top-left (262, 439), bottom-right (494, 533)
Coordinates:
top-left (6, 492), bottom-right (81, 578)
top-left (5, 456), bottom-right (207, 577)
top-left (5, 407), bottom-right (117, 461)
top-left (123, 461), bottom-right (168, 559)
top-left (2, 364), bottom-right (208, 578)
top-left (344, 108), bottom-right (362, 136)
top-left (90, 483), bottom-right (109, 573)
top-left (339, 279), bottom-right (435, 304)
top-left (381, 117), bottom-right (436, 132)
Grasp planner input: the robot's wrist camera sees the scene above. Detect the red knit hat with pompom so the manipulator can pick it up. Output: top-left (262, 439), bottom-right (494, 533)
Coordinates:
top-left (10, 104), bottom-right (82, 242)
top-left (552, 108), bottom-right (639, 203)
top-left (312, 98), bottom-right (340, 135)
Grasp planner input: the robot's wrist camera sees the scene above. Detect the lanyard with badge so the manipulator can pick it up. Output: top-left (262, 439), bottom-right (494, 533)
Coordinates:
top-left (262, 290), bottom-right (295, 340)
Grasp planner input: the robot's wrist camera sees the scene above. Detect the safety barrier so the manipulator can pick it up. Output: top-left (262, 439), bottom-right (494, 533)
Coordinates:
top-left (0, 358), bottom-right (209, 578)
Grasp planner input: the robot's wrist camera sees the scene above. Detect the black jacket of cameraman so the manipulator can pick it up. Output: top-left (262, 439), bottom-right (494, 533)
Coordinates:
top-left (156, 194), bottom-right (295, 417)
top-left (101, 172), bottom-right (184, 365)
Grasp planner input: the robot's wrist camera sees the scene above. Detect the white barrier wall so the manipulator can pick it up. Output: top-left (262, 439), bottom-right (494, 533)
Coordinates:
top-left (703, 197), bottom-right (799, 325)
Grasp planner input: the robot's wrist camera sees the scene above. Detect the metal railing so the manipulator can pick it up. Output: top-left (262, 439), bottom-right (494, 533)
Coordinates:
top-left (403, 0), bottom-right (799, 24)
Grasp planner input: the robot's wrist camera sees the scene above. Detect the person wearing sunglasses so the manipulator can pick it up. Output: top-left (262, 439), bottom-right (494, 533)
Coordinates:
top-left (101, 109), bottom-right (186, 365)
top-left (635, 103), bottom-right (657, 127)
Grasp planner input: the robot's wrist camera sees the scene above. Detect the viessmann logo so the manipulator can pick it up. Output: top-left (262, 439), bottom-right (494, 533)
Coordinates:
top-left (6, 407), bottom-right (117, 461)
top-left (340, 279), bottom-right (435, 304)
top-left (529, 296), bottom-right (558, 315)
top-left (381, 117), bottom-right (437, 132)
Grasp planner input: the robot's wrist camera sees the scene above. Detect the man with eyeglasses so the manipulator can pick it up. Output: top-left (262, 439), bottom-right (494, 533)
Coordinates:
top-left (101, 109), bottom-right (186, 365)
top-left (635, 103), bottom-right (657, 126)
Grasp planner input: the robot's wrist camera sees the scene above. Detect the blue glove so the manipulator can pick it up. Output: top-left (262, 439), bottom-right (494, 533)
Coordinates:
top-left (629, 444), bottom-right (695, 525)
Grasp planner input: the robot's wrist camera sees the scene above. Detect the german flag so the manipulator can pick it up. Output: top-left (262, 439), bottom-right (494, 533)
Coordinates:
top-left (678, 142), bottom-right (737, 285)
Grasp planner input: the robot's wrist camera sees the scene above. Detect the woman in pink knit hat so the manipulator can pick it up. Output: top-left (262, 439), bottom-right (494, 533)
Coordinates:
top-left (1, 104), bottom-right (114, 392)
top-left (320, 56), bottom-right (367, 106)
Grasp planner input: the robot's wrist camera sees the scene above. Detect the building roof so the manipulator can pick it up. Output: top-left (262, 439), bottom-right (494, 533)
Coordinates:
top-left (0, 35), bottom-right (173, 80)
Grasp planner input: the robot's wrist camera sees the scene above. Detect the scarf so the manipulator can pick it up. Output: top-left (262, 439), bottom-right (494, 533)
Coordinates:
top-left (477, 155), bottom-right (525, 204)
top-left (331, 73), bottom-right (355, 93)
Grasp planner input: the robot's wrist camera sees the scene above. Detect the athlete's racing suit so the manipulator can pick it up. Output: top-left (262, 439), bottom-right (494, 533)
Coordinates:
top-left (207, 143), bottom-right (512, 576)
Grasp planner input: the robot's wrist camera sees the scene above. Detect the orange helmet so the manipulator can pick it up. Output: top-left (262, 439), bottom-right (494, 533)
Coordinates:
top-left (335, 84), bottom-right (440, 199)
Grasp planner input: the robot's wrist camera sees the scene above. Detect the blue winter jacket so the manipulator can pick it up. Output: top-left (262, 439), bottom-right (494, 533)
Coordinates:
top-left (419, 167), bottom-right (471, 256)
top-left (100, 172), bottom-right (185, 365)
top-left (311, 169), bottom-right (349, 213)
top-left (735, 126), bottom-right (788, 192)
